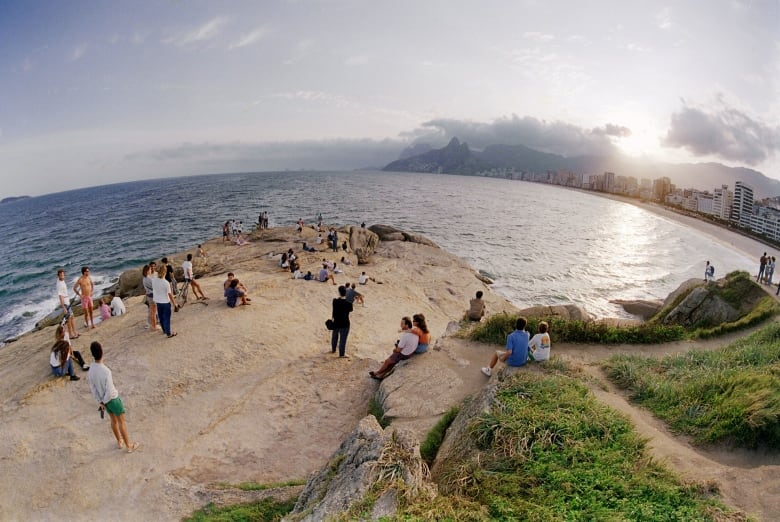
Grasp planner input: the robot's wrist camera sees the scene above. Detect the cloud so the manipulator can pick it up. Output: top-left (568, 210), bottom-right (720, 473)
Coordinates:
top-left (125, 138), bottom-right (404, 171)
top-left (663, 102), bottom-right (780, 165)
top-left (405, 115), bottom-right (625, 157)
top-left (70, 43), bottom-right (88, 62)
top-left (163, 17), bottom-right (228, 47)
top-left (655, 7), bottom-right (672, 30)
top-left (344, 54), bottom-right (369, 66)
top-left (523, 32), bottom-right (554, 42)
top-left (592, 124), bottom-right (632, 137)
top-left (229, 27), bottom-right (268, 50)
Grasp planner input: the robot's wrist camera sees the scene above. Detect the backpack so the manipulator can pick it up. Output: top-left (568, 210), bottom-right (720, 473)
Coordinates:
top-left (708, 265), bottom-right (715, 276)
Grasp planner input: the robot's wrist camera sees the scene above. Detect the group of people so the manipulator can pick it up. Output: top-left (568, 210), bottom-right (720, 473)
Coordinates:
top-left (368, 314), bottom-right (431, 379)
top-left (258, 211), bottom-right (269, 229)
top-left (757, 252), bottom-right (777, 287)
top-left (480, 317), bottom-right (551, 376)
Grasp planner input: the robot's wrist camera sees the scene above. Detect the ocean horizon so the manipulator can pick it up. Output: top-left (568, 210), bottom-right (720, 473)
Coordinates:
top-left (0, 170), bottom-right (755, 343)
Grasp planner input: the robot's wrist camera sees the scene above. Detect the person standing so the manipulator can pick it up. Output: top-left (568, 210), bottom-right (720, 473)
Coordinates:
top-left (331, 285), bottom-right (353, 357)
top-left (182, 254), bottom-right (207, 300)
top-left (56, 268), bottom-right (79, 338)
top-left (87, 341), bottom-right (139, 453)
top-left (481, 317), bottom-right (529, 376)
top-left (758, 252), bottom-right (767, 282)
top-left (161, 257), bottom-right (177, 295)
top-left (73, 266), bottom-right (96, 330)
top-left (142, 264), bottom-right (158, 330)
top-left (768, 256), bottom-right (776, 285)
top-left (152, 265), bottom-right (178, 338)
top-left (704, 261), bottom-right (712, 282)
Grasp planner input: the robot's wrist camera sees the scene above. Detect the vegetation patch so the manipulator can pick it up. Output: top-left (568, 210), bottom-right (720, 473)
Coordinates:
top-left (212, 479), bottom-right (306, 491)
top-left (404, 372), bottom-right (736, 520)
top-left (368, 395), bottom-right (391, 428)
top-left (420, 406), bottom-right (460, 466)
top-left (468, 312), bottom-right (686, 345)
top-left (691, 295), bottom-right (779, 338)
top-left (183, 497), bottom-right (295, 522)
top-left (603, 321), bottom-right (780, 448)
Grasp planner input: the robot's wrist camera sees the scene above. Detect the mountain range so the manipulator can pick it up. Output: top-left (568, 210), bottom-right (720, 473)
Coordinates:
top-left (385, 138), bottom-right (780, 199)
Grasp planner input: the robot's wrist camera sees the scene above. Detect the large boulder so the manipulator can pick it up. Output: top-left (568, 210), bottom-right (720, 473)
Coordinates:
top-left (349, 226), bottom-right (379, 265)
top-left (118, 268), bottom-right (144, 297)
top-left (611, 299), bottom-right (663, 321)
top-left (368, 224), bottom-right (438, 247)
top-left (518, 304), bottom-right (592, 322)
top-left (659, 271), bottom-right (769, 328)
top-left (286, 416), bottom-right (431, 521)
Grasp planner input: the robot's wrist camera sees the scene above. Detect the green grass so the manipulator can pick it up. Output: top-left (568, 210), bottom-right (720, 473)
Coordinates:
top-left (603, 321), bottom-right (780, 448)
top-left (403, 372), bottom-right (736, 520)
top-left (468, 312), bottom-right (686, 345)
top-left (369, 395), bottom-right (391, 428)
top-left (183, 497), bottom-right (295, 522)
top-left (211, 479), bottom-right (306, 492)
top-left (420, 406), bottom-right (460, 466)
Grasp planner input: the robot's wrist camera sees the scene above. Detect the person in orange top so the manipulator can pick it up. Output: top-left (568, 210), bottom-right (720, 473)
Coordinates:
top-left (411, 313), bottom-right (431, 353)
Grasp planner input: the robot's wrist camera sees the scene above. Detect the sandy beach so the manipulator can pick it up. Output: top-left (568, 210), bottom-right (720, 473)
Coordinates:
top-left (0, 218), bottom-right (777, 521)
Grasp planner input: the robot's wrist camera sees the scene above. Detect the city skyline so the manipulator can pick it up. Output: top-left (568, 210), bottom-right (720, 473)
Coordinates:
top-left (1, 0), bottom-right (778, 197)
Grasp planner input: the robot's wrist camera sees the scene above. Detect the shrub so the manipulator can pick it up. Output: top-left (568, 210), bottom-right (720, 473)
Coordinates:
top-left (420, 407), bottom-right (459, 466)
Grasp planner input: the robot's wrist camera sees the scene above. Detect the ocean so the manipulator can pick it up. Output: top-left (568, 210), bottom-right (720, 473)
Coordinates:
top-left (0, 170), bottom-right (755, 343)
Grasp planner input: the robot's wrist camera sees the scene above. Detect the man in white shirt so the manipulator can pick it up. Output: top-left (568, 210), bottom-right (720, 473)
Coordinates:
top-left (181, 253), bottom-right (208, 300)
top-left (56, 268), bottom-right (79, 338)
top-left (109, 291), bottom-right (126, 316)
top-left (369, 317), bottom-right (419, 379)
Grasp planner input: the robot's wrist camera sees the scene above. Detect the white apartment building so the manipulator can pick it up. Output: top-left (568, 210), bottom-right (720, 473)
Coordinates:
top-left (731, 181), bottom-right (754, 227)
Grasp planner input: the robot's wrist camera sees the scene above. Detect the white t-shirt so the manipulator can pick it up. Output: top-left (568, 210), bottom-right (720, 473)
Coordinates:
top-left (358, 274), bottom-right (368, 285)
top-left (110, 296), bottom-right (126, 316)
top-left (528, 333), bottom-right (551, 361)
top-left (182, 260), bottom-right (193, 280)
top-left (152, 277), bottom-right (172, 304)
top-left (57, 279), bottom-right (70, 305)
top-left (398, 330), bottom-right (419, 356)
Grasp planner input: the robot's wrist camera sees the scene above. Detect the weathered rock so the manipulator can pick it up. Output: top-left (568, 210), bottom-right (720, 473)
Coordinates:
top-left (286, 416), bottom-right (430, 521)
top-left (118, 268), bottom-right (144, 298)
top-left (660, 271), bottom-right (768, 328)
top-left (518, 304), bottom-right (592, 322)
top-left (377, 357), bottom-right (463, 421)
top-left (368, 224), bottom-right (438, 248)
top-left (349, 226), bottom-right (379, 265)
top-left (611, 299), bottom-right (663, 321)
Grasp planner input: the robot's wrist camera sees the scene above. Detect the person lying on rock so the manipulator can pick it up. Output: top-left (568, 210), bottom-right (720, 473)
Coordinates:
top-left (369, 316), bottom-right (418, 380)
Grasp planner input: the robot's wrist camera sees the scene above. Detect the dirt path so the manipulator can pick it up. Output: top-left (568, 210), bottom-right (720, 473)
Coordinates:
top-left (445, 322), bottom-right (780, 521)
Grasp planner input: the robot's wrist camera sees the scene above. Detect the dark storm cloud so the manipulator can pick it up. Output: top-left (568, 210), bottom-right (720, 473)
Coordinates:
top-left (663, 105), bottom-right (780, 165)
top-left (404, 115), bottom-right (626, 157)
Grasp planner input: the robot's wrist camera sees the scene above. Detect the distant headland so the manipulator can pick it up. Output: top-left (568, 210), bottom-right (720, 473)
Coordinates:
top-left (0, 195), bottom-right (31, 204)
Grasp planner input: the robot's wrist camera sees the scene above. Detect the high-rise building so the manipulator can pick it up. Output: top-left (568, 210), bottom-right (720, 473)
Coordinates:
top-left (731, 181), bottom-right (754, 227)
top-left (712, 185), bottom-right (732, 220)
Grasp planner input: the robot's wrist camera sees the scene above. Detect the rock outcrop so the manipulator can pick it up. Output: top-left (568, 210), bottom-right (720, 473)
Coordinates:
top-left (518, 304), bottom-right (592, 322)
top-left (611, 299), bottom-right (663, 320)
top-left (658, 271), bottom-right (770, 328)
top-left (369, 224), bottom-right (438, 247)
top-left (286, 416), bottom-right (432, 521)
top-left (348, 226), bottom-right (379, 264)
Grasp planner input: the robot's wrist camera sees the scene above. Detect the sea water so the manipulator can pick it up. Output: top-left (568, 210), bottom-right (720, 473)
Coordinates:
top-left (0, 170), bottom-right (755, 343)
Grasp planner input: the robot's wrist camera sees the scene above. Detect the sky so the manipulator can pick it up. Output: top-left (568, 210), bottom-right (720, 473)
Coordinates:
top-left (1, 0), bottom-right (779, 198)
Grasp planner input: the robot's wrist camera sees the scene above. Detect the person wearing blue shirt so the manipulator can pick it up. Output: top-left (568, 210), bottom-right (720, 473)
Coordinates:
top-left (481, 317), bottom-right (529, 377)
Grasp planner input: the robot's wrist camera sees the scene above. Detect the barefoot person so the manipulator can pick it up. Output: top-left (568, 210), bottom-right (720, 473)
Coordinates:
top-left (87, 341), bottom-right (139, 453)
top-left (56, 268), bottom-right (79, 338)
top-left (481, 317), bottom-right (529, 377)
top-left (73, 266), bottom-right (95, 329)
top-left (369, 316), bottom-right (418, 379)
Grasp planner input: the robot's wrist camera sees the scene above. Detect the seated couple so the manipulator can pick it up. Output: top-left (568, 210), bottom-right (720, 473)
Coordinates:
top-left (223, 273), bottom-right (251, 307)
top-left (369, 314), bottom-right (431, 380)
top-left (480, 318), bottom-right (551, 377)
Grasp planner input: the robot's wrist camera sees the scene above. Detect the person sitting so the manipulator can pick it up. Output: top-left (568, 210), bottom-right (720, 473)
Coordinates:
top-left (223, 273), bottom-right (250, 301)
top-left (302, 242), bottom-right (316, 252)
top-left (467, 290), bottom-right (486, 321)
top-left (197, 244), bottom-right (208, 258)
top-left (332, 262), bottom-right (343, 274)
top-left (411, 314), bottom-right (431, 353)
top-left (234, 234), bottom-right (250, 246)
top-left (318, 267), bottom-right (336, 285)
top-left (340, 256), bottom-right (352, 266)
top-left (303, 271), bottom-right (314, 281)
top-left (358, 272), bottom-right (369, 285)
top-left (369, 317), bottom-right (419, 380)
top-left (345, 282), bottom-right (364, 306)
top-left (55, 324), bottom-right (88, 370)
top-left (99, 299), bottom-right (112, 321)
top-left (109, 291), bottom-right (126, 316)
top-left (50, 339), bottom-right (80, 381)
top-left (481, 317), bottom-right (529, 377)
top-left (225, 279), bottom-right (250, 307)
top-left (528, 321), bottom-right (551, 362)
top-left (292, 268), bottom-right (305, 279)
top-left (280, 252), bottom-right (289, 269)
